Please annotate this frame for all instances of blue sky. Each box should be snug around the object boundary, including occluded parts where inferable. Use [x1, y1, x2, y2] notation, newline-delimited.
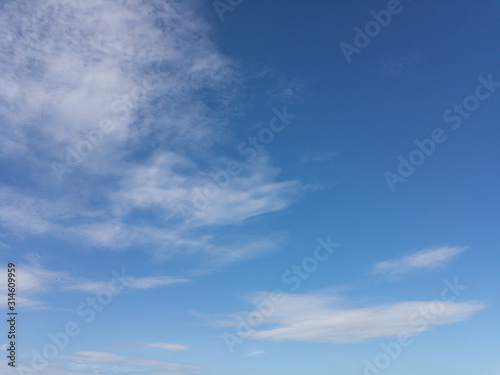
[0, 0, 499, 374]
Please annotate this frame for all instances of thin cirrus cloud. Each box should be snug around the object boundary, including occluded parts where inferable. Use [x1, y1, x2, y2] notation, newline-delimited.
[0, 261, 189, 310]
[372, 246, 467, 279]
[146, 343, 189, 351]
[0, 0, 301, 271]
[66, 275, 190, 294]
[224, 292, 484, 344]
[14, 296, 50, 310]
[25, 351, 203, 375]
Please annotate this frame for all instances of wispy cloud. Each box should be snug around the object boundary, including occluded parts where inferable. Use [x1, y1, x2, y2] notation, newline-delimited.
[224, 292, 484, 344]
[0, 260, 188, 310]
[298, 149, 338, 166]
[373, 246, 466, 279]
[0, 0, 301, 271]
[66, 275, 190, 294]
[146, 343, 189, 351]
[296, 149, 337, 191]
[14, 296, 50, 310]
[54, 351, 202, 375]
[381, 51, 427, 76]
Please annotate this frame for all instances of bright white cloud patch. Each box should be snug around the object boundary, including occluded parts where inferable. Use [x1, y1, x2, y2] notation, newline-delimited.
[220, 292, 484, 344]
[0, 0, 301, 270]
[373, 246, 466, 278]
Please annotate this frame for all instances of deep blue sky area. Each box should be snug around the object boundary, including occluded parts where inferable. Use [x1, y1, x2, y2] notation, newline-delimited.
[0, 1, 499, 374]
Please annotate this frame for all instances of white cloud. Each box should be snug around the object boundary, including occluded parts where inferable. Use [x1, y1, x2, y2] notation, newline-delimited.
[146, 343, 189, 351]
[0, 262, 187, 294]
[63, 351, 202, 374]
[0, 0, 236, 163]
[66, 275, 190, 294]
[220, 292, 484, 344]
[373, 246, 466, 279]
[0, 260, 72, 293]
[298, 149, 338, 166]
[127, 276, 189, 290]
[0, 351, 202, 375]
[0, 261, 188, 310]
[185, 158, 300, 227]
[15, 296, 50, 310]
[0, 187, 62, 236]
[248, 350, 265, 356]
[0, 0, 301, 271]
[113, 154, 300, 228]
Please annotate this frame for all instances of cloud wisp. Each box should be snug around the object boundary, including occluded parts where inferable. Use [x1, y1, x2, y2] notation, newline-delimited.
[218, 291, 484, 344]
[0, 0, 302, 272]
[0, 261, 188, 310]
[46, 351, 202, 375]
[146, 343, 189, 351]
[372, 246, 466, 279]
